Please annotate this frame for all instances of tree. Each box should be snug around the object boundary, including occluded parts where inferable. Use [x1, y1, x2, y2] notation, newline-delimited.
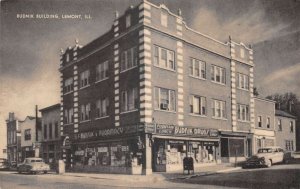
[266, 92, 299, 115]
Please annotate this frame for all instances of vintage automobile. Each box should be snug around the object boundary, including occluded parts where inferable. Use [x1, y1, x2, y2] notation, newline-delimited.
[243, 146, 290, 168]
[0, 158, 9, 170]
[18, 158, 50, 174]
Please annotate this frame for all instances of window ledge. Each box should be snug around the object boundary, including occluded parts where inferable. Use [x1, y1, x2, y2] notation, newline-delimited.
[80, 120, 91, 124]
[154, 109, 176, 114]
[237, 120, 250, 123]
[64, 91, 74, 95]
[211, 81, 226, 86]
[95, 77, 109, 84]
[237, 87, 250, 92]
[120, 66, 138, 73]
[95, 116, 109, 120]
[212, 117, 227, 121]
[63, 123, 74, 126]
[189, 113, 207, 118]
[120, 109, 138, 114]
[153, 65, 176, 73]
[189, 75, 206, 81]
[79, 84, 91, 90]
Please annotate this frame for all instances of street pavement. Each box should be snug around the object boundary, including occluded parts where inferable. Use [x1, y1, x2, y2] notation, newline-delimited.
[0, 161, 299, 189]
[171, 163, 300, 189]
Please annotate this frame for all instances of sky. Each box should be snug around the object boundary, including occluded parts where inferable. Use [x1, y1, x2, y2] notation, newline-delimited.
[0, 0, 300, 149]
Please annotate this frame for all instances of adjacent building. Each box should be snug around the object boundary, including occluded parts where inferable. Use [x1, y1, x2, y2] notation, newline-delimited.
[59, 1, 256, 174]
[40, 104, 61, 168]
[19, 116, 42, 161]
[275, 110, 297, 152]
[6, 113, 21, 164]
[253, 97, 276, 153]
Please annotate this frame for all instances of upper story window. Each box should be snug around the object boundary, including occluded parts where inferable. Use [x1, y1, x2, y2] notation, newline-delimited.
[54, 122, 59, 138]
[278, 119, 282, 131]
[211, 65, 226, 84]
[267, 117, 270, 128]
[240, 48, 245, 59]
[96, 97, 109, 117]
[24, 129, 31, 141]
[290, 121, 294, 133]
[190, 95, 206, 115]
[80, 103, 91, 121]
[161, 11, 168, 27]
[64, 77, 73, 93]
[121, 47, 138, 71]
[121, 87, 138, 112]
[66, 53, 70, 62]
[49, 123, 53, 139]
[237, 73, 249, 90]
[154, 46, 175, 71]
[237, 104, 249, 121]
[126, 14, 131, 28]
[212, 99, 226, 119]
[80, 70, 90, 88]
[44, 124, 47, 140]
[64, 108, 74, 124]
[154, 87, 176, 112]
[258, 116, 262, 127]
[96, 61, 109, 82]
[189, 58, 206, 79]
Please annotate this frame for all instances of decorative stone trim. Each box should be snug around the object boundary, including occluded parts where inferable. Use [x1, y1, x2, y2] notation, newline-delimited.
[177, 41, 184, 126]
[114, 43, 120, 127]
[139, 28, 152, 123]
[249, 67, 255, 130]
[139, 1, 151, 24]
[230, 47, 237, 130]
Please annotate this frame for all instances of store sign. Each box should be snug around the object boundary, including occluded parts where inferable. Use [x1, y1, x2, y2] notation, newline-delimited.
[146, 124, 219, 137]
[74, 125, 143, 140]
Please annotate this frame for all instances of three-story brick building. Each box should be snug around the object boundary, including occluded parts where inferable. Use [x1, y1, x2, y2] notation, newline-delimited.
[59, 1, 255, 174]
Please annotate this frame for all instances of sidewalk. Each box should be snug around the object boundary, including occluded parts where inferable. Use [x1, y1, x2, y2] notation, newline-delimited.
[54, 163, 241, 183]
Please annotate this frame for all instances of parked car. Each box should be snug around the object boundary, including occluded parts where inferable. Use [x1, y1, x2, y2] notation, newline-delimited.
[18, 158, 50, 174]
[243, 146, 290, 168]
[0, 158, 9, 170]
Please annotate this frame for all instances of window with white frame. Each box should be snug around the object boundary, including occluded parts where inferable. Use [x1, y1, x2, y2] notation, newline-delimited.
[211, 65, 226, 84]
[64, 108, 73, 124]
[24, 129, 31, 141]
[189, 58, 206, 79]
[66, 53, 70, 62]
[240, 48, 245, 58]
[154, 87, 176, 111]
[154, 46, 175, 70]
[278, 119, 282, 131]
[96, 61, 109, 81]
[237, 104, 249, 121]
[212, 99, 226, 118]
[258, 116, 262, 127]
[96, 97, 109, 117]
[126, 14, 131, 28]
[236, 73, 249, 90]
[80, 70, 90, 88]
[161, 11, 168, 27]
[121, 87, 138, 112]
[290, 121, 294, 133]
[121, 47, 137, 71]
[189, 95, 206, 115]
[64, 77, 73, 93]
[80, 103, 91, 121]
[267, 117, 270, 128]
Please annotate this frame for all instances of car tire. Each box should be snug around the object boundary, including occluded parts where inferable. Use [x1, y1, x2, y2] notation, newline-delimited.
[44, 171, 47, 174]
[266, 159, 272, 167]
[283, 158, 289, 164]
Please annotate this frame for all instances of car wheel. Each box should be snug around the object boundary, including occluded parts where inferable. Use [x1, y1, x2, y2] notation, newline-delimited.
[283, 158, 289, 164]
[43, 171, 47, 174]
[266, 159, 272, 167]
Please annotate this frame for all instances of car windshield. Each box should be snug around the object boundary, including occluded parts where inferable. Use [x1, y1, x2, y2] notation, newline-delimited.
[258, 148, 273, 153]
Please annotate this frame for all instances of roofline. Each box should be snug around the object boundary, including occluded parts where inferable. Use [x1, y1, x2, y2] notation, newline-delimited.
[39, 103, 61, 112]
[254, 97, 276, 103]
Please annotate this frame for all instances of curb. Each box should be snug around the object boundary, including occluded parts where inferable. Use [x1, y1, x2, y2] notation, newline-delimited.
[169, 167, 242, 180]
